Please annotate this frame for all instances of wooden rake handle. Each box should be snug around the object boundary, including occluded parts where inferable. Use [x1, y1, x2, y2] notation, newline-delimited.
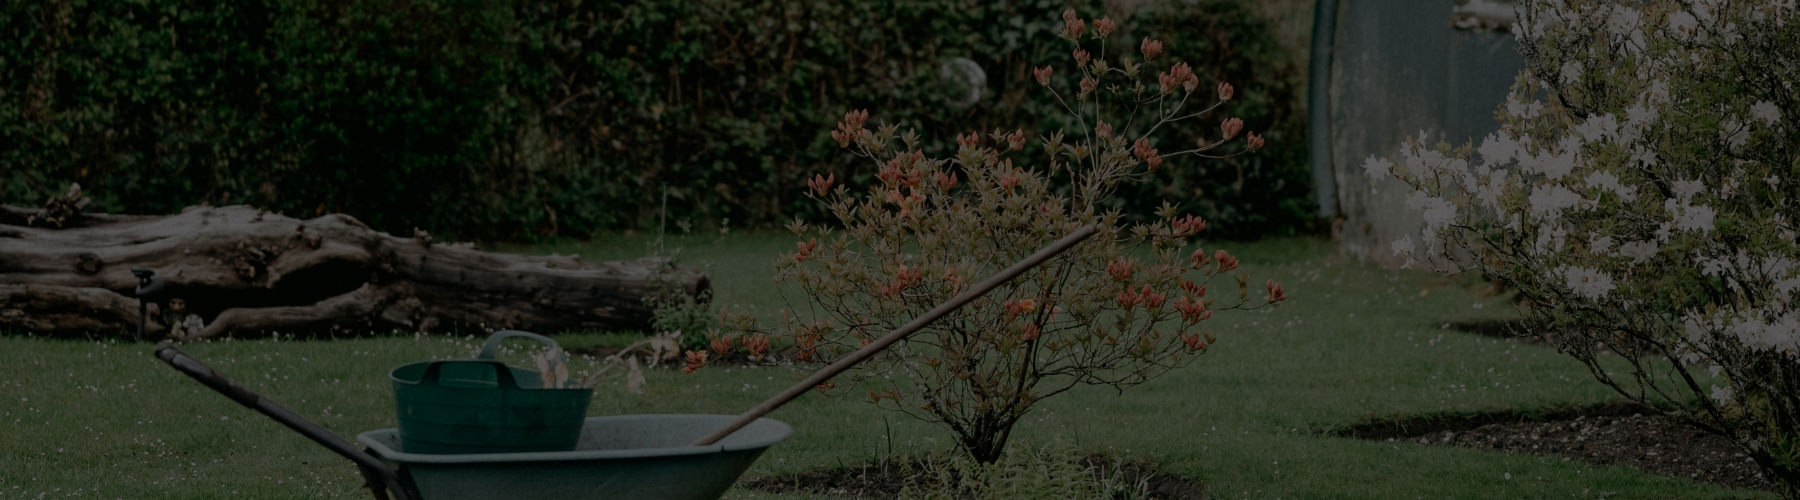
[690, 225, 1099, 446]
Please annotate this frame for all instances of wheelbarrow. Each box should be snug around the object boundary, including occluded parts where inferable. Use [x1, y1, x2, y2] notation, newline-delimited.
[154, 226, 1095, 499]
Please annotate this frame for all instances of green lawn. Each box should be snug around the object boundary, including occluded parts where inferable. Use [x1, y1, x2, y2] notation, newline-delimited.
[1, 232, 1768, 498]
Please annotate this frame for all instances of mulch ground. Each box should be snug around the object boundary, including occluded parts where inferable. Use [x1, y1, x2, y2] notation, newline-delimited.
[1335, 400, 1771, 492]
[741, 455, 1208, 499]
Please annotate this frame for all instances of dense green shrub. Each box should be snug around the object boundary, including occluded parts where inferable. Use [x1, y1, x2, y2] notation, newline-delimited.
[1, 0, 1309, 241]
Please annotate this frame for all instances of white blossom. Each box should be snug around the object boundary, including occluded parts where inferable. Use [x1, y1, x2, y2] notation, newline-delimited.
[1575, 113, 1621, 143]
[1666, 198, 1718, 234]
[1625, 103, 1659, 130]
[1606, 5, 1648, 47]
[1720, 118, 1750, 149]
[1589, 233, 1615, 255]
[1391, 235, 1417, 269]
[1522, 149, 1578, 180]
[1534, 222, 1569, 255]
[1559, 60, 1584, 83]
[1711, 385, 1734, 405]
[1751, 100, 1782, 126]
[1726, 309, 1800, 353]
[1618, 240, 1659, 264]
[1505, 93, 1543, 119]
[1585, 171, 1637, 201]
[1479, 132, 1521, 165]
[1401, 139, 1447, 178]
[1362, 155, 1394, 186]
[1669, 11, 1699, 37]
[1560, 265, 1616, 300]
[1645, 79, 1671, 105]
[1407, 192, 1458, 242]
[1529, 184, 1583, 218]
[1629, 147, 1660, 169]
[1684, 311, 1714, 342]
[1671, 178, 1706, 202]
[1477, 170, 1511, 210]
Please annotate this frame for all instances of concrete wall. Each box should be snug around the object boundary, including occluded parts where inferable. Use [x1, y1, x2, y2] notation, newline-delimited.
[1318, 1, 1523, 267]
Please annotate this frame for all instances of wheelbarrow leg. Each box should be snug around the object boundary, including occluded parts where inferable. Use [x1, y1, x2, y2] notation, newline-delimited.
[358, 458, 418, 500]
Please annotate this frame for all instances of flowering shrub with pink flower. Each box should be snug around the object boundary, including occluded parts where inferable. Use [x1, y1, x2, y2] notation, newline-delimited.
[1381, 0, 1800, 492]
[713, 9, 1283, 464]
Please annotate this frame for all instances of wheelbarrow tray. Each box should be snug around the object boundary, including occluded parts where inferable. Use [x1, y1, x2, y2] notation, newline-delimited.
[358, 414, 791, 500]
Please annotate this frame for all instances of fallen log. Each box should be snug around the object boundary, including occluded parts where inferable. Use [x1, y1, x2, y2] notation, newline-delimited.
[0, 202, 707, 340]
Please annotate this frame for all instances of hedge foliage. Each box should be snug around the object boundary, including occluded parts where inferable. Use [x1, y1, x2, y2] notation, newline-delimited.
[2, 0, 1310, 241]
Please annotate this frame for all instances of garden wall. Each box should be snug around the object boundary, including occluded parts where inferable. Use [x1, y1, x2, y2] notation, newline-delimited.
[1315, 1, 1524, 267]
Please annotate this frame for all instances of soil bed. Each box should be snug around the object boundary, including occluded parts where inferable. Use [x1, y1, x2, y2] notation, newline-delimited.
[742, 455, 1207, 499]
[1335, 401, 1771, 492]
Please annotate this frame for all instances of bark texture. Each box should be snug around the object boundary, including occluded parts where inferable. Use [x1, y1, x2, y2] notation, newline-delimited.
[1, 203, 706, 339]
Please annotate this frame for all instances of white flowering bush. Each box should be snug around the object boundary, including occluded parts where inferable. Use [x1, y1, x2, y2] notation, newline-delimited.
[1381, 0, 1800, 492]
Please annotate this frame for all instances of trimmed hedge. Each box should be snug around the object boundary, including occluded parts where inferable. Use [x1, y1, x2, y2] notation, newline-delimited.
[1, 0, 1310, 241]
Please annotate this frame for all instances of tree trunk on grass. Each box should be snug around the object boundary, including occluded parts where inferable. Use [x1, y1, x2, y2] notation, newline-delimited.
[0, 202, 707, 340]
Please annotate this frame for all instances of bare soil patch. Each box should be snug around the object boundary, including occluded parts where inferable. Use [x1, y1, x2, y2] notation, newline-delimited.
[1335, 401, 1771, 492]
[741, 455, 1207, 499]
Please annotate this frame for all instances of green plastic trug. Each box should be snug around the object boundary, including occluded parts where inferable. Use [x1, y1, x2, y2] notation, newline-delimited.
[391, 331, 593, 454]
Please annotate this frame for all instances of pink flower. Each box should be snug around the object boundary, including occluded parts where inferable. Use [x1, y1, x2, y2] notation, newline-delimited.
[1181, 333, 1208, 351]
[1062, 9, 1086, 39]
[935, 171, 960, 190]
[1140, 38, 1163, 60]
[831, 109, 869, 148]
[997, 171, 1021, 190]
[1107, 257, 1136, 281]
[1073, 48, 1090, 67]
[1246, 131, 1265, 151]
[1033, 66, 1053, 86]
[1093, 16, 1116, 37]
[1116, 289, 1143, 310]
[795, 238, 819, 262]
[1174, 296, 1211, 324]
[709, 333, 736, 357]
[1020, 323, 1041, 341]
[1221, 117, 1243, 140]
[1265, 280, 1287, 303]
[956, 131, 980, 149]
[1171, 214, 1207, 236]
[1140, 285, 1166, 309]
[879, 160, 903, 186]
[1159, 63, 1194, 94]
[807, 173, 835, 196]
[1096, 121, 1113, 139]
[1079, 76, 1098, 97]
[1214, 249, 1239, 272]
[842, 109, 868, 129]
[742, 333, 770, 357]
[1133, 138, 1162, 169]
[1006, 128, 1027, 151]
[1180, 280, 1206, 297]
[1190, 248, 1210, 269]
[682, 351, 708, 373]
[1004, 298, 1038, 319]
[1216, 82, 1234, 101]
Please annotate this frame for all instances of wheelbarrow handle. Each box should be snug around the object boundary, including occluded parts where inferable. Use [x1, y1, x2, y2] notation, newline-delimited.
[154, 342, 416, 500]
[690, 224, 1099, 447]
